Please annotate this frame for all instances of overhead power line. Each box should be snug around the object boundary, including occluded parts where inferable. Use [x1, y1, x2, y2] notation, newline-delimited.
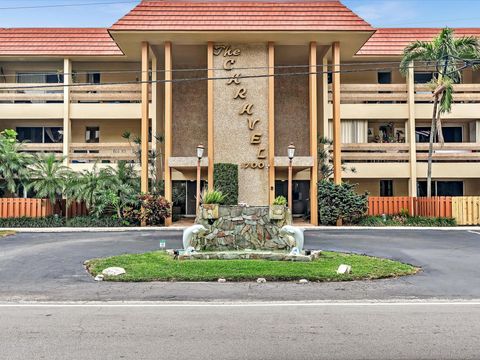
[0, 63, 443, 91]
[0, 0, 139, 10]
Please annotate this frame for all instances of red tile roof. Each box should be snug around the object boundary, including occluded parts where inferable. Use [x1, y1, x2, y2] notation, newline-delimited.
[111, 0, 373, 31]
[0, 28, 123, 56]
[357, 28, 480, 56]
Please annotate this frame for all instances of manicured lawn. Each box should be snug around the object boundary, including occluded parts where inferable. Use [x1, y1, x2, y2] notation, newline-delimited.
[86, 251, 418, 282]
[0, 230, 15, 238]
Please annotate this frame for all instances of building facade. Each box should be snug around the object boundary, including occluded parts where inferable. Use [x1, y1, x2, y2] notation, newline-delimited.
[1, 1, 480, 225]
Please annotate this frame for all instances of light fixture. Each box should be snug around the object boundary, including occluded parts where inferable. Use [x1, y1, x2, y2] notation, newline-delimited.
[196, 143, 205, 160]
[287, 142, 296, 160]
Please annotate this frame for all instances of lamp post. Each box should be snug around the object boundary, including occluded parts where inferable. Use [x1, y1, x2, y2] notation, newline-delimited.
[287, 142, 296, 211]
[196, 144, 205, 214]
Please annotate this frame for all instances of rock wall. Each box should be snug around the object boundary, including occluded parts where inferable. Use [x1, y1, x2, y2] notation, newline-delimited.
[192, 205, 293, 251]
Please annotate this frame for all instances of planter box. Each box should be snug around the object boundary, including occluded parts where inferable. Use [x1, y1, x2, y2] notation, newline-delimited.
[269, 204, 286, 220]
[201, 204, 219, 219]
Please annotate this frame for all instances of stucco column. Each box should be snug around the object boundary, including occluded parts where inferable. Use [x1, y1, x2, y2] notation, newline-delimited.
[407, 62, 417, 203]
[309, 42, 319, 226]
[151, 48, 164, 183]
[332, 42, 341, 185]
[164, 41, 173, 226]
[268, 42, 275, 204]
[207, 41, 214, 190]
[141, 42, 150, 195]
[62, 58, 71, 165]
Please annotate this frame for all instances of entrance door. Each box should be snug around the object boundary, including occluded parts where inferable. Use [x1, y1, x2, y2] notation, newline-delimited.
[275, 180, 310, 217]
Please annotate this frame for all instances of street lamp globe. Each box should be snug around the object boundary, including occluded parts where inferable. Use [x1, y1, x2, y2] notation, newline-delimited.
[196, 143, 205, 160]
[287, 142, 296, 160]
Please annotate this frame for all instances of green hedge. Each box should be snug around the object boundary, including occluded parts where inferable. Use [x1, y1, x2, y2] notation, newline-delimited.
[214, 163, 238, 205]
[359, 215, 456, 227]
[0, 216, 130, 228]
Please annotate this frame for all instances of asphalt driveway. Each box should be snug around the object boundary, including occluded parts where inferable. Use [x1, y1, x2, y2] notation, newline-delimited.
[0, 229, 479, 301]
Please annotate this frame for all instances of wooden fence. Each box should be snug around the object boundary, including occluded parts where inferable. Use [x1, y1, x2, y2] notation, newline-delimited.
[452, 197, 480, 225]
[0, 198, 53, 218]
[0, 198, 88, 219]
[368, 196, 452, 218]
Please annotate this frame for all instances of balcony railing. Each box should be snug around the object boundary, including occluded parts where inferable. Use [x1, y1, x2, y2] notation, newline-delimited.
[70, 84, 143, 103]
[0, 83, 63, 103]
[328, 84, 408, 104]
[415, 84, 480, 103]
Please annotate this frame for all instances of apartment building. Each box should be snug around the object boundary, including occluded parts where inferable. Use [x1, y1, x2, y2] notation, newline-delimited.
[1, 0, 480, 225]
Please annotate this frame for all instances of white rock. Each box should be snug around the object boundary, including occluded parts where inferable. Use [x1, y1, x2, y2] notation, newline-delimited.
[298, 279, 309, 284]
[94, 274, 104, 282]
[336, 264, 352, 275]
[256, 278, 267, 283]
[102, 267, 126, 276]
[218, 278, 227, 283]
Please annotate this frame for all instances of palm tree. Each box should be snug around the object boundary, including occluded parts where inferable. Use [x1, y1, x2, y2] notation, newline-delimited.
[0, 129, 32, 196]
[26, 153, 72, 204]
[400, 28, 480, 197]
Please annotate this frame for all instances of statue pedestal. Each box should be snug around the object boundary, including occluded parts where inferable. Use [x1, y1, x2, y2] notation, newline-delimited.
[192, 205, 293, 251]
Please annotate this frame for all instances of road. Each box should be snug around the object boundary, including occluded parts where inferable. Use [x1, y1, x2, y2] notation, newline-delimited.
[0, 229, 479, 301]
[1, 302, 480, 360]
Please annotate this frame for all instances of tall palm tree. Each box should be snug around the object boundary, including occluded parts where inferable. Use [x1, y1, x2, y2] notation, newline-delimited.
[65, 164, 111, 210]
[0, 129, 32, 196]
[400, 28, 480, 197]
[26, 153, 72, 204]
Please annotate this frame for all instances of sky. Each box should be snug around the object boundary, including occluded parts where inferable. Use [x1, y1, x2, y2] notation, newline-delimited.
[1, 0, 480, 28]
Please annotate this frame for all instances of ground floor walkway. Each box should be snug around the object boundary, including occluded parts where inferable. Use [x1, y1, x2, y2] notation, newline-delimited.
[0, 228, 479, 301]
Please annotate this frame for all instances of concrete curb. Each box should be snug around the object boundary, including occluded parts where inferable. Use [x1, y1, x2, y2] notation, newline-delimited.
[1, 226, 480, 233]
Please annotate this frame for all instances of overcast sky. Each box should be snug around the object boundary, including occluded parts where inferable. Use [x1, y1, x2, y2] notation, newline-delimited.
[0, 0, 480, 28]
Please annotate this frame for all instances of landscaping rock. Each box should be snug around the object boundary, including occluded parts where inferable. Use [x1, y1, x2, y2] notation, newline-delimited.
[218, 278, 227, 283]
[298, 279, 309, 284]
[337, 264, 352, 275]
[256, 278, 267, 283]
[94, 274, 104, 282]
[102, 267, 126, 276]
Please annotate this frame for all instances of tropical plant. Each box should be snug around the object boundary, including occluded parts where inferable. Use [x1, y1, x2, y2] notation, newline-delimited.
[318, 136, 356, 180]
[317, 180, 368, 225]
[0, 129, 32, 195]
[400, 28, 480, 197]
[25, 153, 71, 204]
[201, 189, 226, 205]
[123, 194, 171, 226]
[273, 195, 287, 206]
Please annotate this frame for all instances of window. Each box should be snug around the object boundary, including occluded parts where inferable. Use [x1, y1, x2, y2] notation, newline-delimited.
[377, 72, 392, 84]
[85, 126, 99, 143]
[414, 72, 434, 84]
[87, 72, 101, 84]
[417, 181, 464, 196]
[416, 126, 463, 143]
[380, 180, 394, 197]
[16, 126, 63, 143]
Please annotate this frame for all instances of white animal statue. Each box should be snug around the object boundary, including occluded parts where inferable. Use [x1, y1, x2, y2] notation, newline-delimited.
[182, 224, 208, 250]
[280, 225, 305, 252]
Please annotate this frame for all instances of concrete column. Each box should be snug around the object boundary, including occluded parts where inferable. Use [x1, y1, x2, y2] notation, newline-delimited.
[407, 62, 417, 201]
[309, 42, 318, 226]
[332, 42, 341, 185]
[151, 48, 164, 184]
[164, 41, 173, 226]
[268, 42, 275, 204]
[207, 41, 214, 190]
[141, 42, 150, 194]
[62, 58, 71, 164]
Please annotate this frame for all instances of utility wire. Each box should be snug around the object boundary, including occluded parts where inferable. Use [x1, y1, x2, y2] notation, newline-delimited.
[0, 64, 440, 91]
[0, 59, 461, 80]
[0, 0, 139, 10]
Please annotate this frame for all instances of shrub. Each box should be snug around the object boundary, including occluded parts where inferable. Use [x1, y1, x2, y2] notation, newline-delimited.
[273, 196, 287, 206]
[358, 215, 456, 227]
[201, 189, 226, 205]
[0, 216, 65, 228]
[317, 180, 368, 225]
[123, 194, 172, 226]
[213, 163, 238, 205]
[66, 216, 126, 227]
